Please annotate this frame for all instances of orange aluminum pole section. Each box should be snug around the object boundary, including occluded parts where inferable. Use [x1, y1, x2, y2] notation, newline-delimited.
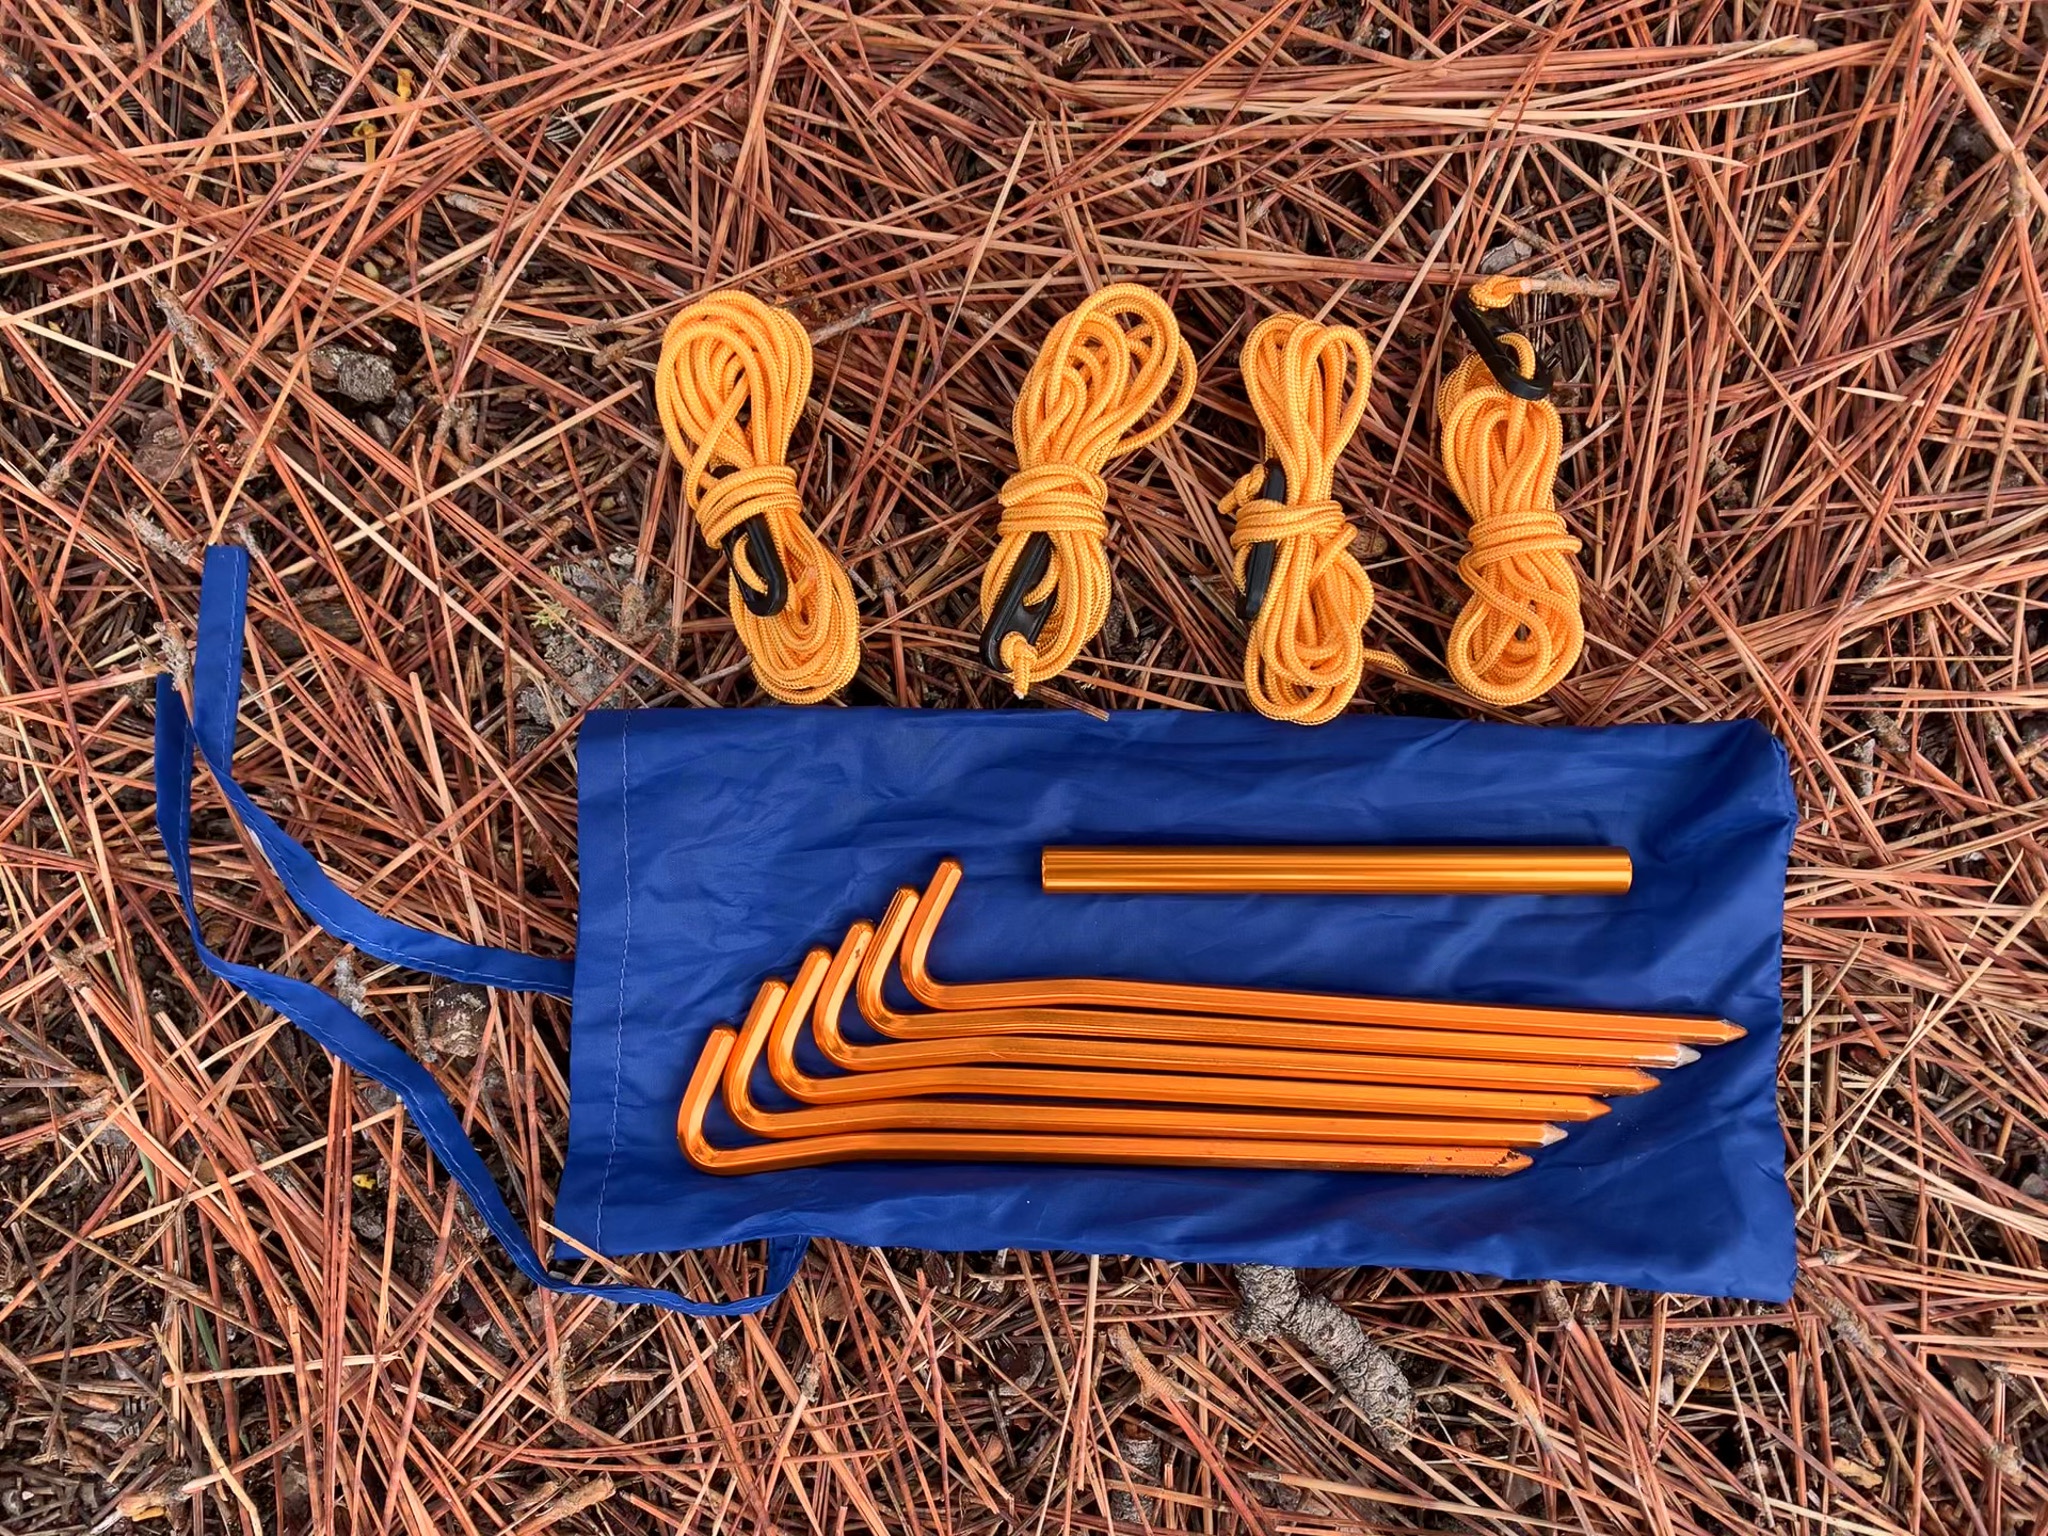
[804, 928, 1639, 1106]
[725, 969, 1563, 1148]
[679, 1028, 1534, 1176]
[856, 886, 1697, 1071]
[1043, 845, 1633, 895]
[903, 860, 1743, 1045]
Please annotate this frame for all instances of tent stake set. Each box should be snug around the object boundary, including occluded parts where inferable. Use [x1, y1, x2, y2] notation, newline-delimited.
[680, 860, 1740, 1177]
[145, 236, 1799, 1306]
[157, 545, 1797, 1309]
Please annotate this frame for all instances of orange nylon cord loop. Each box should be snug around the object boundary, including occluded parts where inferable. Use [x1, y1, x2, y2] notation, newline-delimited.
[654, 291, 860, 704]
[981, 283, 1196, 696]
[1221, 313, 1406, 725]
[1437, 275, 1586, 707]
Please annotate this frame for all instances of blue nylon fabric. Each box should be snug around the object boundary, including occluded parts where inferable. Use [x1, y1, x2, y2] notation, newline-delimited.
[154, 550, 804, 1316]
[562, 708, 1797, 1301]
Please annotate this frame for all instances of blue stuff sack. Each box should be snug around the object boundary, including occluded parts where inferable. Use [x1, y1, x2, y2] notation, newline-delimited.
[159, 546, 1798, 1314]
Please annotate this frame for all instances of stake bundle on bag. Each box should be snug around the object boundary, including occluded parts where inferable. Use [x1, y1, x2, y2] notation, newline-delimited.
[677, 871, 1745, 1173]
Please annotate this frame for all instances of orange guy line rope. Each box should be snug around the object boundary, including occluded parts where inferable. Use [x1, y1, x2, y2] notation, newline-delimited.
[1437, 276, 1586, 707]
[655, 291, 860, 704]
[979, 283, 1196, 697]
[1220, 314, 1406, 725]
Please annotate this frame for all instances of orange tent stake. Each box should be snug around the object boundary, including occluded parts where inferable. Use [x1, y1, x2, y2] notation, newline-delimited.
[856, 886, 1693, 1073]
[678, 1028, 1535, 1176]
[724, 971, 1563, 1149]
[803, 928, 1632, 1109]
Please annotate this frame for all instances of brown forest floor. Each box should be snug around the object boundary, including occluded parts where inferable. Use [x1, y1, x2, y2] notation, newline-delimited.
[4, 1, 2048, 1532]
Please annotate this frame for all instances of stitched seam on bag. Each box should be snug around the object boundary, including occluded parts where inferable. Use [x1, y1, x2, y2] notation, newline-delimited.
[596, 714, 631, 1248]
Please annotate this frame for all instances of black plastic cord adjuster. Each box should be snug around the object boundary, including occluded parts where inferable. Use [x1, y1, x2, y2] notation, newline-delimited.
[1238, 460, 1288, 623]
[979, 530, 1055, 672]
[722, 516, 790, 618]
[1451, 293, 1553, 403]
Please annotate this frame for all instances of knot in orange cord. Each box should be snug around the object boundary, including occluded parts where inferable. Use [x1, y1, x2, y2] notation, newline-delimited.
[996, 463, 1112, 539]
[1437, 277, 1585, 707]
[655, 291, 860, 704]
[981, 283, 1195, 696]
[1219, 314, 1405, 726]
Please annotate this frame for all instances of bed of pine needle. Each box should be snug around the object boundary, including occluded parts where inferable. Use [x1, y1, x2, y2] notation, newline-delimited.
[2, 1, 2046, 1531]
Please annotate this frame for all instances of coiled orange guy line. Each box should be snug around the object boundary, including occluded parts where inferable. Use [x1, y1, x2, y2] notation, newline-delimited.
[981, 284, 1196, 696]
[1437, 276, 1585, 707]
[1219, 314, 1406, 725]
[655, 292, 860, 704]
